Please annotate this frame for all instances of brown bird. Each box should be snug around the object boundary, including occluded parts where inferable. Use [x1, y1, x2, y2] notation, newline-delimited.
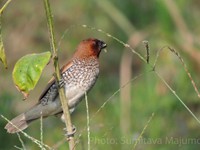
[5, 38, 107, 133]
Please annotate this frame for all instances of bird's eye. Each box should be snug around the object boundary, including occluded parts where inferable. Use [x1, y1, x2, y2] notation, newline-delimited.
[95, 41, 99, 47]
[91, 41, 99, 50]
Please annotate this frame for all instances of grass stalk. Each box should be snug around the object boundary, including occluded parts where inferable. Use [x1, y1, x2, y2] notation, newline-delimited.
[132, 113, 155, 149]
[16, 133, 26, 150]
[0, 0, 12, 14]
[85, 92, 90, 150]
[1, 114, 51, 149]
[40, 112, 44, 150]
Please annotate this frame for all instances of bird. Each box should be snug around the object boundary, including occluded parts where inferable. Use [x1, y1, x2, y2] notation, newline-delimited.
[5, 38, 107, 134]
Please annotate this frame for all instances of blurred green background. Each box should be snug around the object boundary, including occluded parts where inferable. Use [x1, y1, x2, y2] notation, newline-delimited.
[1, 0, 200, 149]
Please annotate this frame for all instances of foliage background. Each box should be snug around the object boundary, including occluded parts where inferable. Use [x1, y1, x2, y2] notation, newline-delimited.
[0, 0, 200, 149]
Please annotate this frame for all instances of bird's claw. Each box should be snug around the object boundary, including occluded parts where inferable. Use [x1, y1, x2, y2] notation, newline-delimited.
[63, 125, 76, 140]
[58, 79, 65, 88]
[52, 73, 65, 88]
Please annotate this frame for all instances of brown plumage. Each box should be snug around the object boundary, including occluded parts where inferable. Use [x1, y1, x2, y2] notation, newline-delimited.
[5, 38, 107, 133]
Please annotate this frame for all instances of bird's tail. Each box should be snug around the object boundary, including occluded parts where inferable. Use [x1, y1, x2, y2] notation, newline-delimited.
[4, 113, 30, 134]
[4, 101, 62, 134]
[4, 103, 46, 134]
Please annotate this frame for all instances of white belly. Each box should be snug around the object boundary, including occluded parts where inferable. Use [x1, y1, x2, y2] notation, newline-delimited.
[64, 84, 86, 108]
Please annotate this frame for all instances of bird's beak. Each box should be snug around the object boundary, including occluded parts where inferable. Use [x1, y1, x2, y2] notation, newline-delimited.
[99, 40, 107, 50]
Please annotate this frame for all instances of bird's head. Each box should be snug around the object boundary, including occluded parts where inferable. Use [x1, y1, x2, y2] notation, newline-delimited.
[73, 38, 107, 59]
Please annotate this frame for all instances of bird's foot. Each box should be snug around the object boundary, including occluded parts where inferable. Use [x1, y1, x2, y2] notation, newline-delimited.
[63, 125, 76, 140]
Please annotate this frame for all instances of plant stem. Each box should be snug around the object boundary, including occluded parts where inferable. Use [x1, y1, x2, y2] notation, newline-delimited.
[85, 92, 90, 150]
[0, 0, 12, 14]
[43, 0, 75, 149]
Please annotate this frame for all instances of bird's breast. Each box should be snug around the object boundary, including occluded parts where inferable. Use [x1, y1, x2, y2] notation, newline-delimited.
[62, 59, 99, 107]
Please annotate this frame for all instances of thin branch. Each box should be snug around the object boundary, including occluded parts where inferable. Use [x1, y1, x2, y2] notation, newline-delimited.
[0, 0, 12, 14]
[43, 0, 75, 149]
[155, 71, 200, 124]
[168, 47, 200, 98]
[1, 115, 52, 150]
[132, 113, 155, 150]
[85, 92, 90, 150]
[16, 133, 26, 150]
[143, 40, 150, 64]
[153, 45, 168, 69]
[40, 112, 44, 150]
[14, 146, 23, 150]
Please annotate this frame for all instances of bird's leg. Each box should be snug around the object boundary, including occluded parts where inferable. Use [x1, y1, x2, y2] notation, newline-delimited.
[63, 125, 76, 140]
[60, 113, 76, 139]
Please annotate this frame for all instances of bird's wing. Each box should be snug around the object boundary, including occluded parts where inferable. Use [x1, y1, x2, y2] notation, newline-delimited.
[60, 60, 74, 73]
[38, 61, 74, 104]
[38, 77, 56, 101]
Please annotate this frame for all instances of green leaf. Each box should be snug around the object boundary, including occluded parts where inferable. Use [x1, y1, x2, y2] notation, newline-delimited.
[0, 14, 7, 69]
[12, 52, 51, 99]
